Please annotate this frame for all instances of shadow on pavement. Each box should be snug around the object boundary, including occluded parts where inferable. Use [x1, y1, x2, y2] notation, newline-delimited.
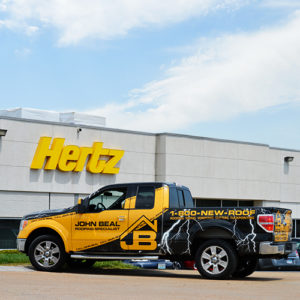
[17, 264, 284, 281]
[53, 266, 282, 281]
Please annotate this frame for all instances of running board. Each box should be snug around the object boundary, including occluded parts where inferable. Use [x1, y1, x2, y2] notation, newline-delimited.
[70, 254, 159, 260]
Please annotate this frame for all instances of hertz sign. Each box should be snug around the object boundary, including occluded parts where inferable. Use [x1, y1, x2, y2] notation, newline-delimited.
[30, 137, 124, 174]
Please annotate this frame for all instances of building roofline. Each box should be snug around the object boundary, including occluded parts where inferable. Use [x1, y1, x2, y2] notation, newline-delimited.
[1, 115, 300, 153]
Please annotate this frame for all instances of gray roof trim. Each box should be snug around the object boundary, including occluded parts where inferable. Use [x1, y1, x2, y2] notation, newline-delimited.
[157, 132, 269, 147]
[0, 115, 155, 137]
[1, 115, 300, 153]
[269, 146, 300, 153]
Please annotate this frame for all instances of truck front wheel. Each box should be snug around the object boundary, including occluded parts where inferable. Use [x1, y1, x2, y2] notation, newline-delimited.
[28, 235, 66, 272]
[195, 239, 237, 279]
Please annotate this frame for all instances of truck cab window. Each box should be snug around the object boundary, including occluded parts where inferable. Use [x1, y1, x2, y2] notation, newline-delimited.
[177, 190, 185, 208]
[88, 188, 127, 212]
[169, 187, 180, 208]
[183, 189, 194, 208]
[135, 186, 155, 209]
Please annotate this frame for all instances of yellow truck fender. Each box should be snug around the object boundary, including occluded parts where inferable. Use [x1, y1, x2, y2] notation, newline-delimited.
[20, 220, 71, 253]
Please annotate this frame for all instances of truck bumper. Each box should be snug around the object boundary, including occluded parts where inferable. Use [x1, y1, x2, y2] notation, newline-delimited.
[17, 238, 26, 252]
[259, 241, 296, 255]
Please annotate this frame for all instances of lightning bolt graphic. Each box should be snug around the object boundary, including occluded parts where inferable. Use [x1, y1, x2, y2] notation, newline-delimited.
[234, 218, 256, 252]
[161, 213, 204, 255]
[161, 220, 181, 254]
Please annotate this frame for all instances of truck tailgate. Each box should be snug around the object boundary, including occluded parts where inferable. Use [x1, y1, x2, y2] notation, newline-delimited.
[273, 209, 292, 242]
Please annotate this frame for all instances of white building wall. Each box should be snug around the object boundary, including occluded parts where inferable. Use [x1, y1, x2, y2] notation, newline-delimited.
[0, 118, 156, 194]
[0, 117, 300, 219]
[156, 134, 300, 218]
[0, 191, 49, 218]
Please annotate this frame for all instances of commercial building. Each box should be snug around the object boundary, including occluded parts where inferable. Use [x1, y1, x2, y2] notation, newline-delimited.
[0, 108, 299, 248]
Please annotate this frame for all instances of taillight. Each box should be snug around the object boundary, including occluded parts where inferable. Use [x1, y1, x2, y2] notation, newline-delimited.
[257, 215, 274, 232]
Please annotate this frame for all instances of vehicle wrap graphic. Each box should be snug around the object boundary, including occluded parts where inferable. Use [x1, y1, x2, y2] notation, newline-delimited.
[70, 186, 168, 252]
[160, 207, 292, 256]
[18, 183, 292, 257]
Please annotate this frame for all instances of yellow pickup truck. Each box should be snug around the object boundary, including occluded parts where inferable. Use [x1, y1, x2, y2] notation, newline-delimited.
[17, 182, 296, 279]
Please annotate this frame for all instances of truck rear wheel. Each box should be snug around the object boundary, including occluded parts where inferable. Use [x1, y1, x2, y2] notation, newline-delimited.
[195, 239, 237, 279]
[28, 235, 66, 272]
[232, 257, 258, 278]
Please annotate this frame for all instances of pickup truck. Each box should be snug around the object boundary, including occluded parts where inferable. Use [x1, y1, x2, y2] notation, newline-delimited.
[17, 182, 296, 279]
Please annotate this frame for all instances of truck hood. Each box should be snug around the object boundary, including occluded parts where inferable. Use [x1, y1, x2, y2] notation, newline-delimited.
[22, 206, 76, 220]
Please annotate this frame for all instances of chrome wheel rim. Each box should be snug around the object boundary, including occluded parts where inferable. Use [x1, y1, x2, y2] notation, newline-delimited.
[34, 241, 60, 268]
[200, 245, 228, 275]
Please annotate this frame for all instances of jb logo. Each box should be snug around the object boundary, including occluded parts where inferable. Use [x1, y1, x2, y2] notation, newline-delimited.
[120, 217, 157, 251]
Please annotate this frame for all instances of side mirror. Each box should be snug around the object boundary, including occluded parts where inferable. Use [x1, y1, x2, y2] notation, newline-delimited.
[76, 198, 85, 214]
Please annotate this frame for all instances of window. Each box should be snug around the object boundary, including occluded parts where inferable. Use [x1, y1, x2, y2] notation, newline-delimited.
[293, 219, 300, 238]
[0, 219, 21, 249]
[222, 200, 238, 207]
[292, 220, 296, 238]
[239, 201, 254, 207]
[196, 199, 221, 207]
[169, 187, 180, 208]
[135, 186, 155, 209]
[183, 189, 194, 208]
[194, 199, 254, 208]
[88, 188, 127, 212]
[177, 190, 185, 208]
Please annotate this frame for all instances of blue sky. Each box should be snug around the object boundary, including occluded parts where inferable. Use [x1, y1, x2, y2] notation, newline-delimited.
[1, 0, 300, 149]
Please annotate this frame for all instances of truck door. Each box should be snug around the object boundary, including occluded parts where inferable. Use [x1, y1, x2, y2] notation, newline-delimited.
[71, 186, 129, 252]
[120, 184, 167, 253]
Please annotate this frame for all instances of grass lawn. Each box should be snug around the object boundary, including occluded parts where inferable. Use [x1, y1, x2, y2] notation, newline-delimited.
[0, 250, 138, 269]
[0, 250, 30, 265]
[94, 260, 139, 269]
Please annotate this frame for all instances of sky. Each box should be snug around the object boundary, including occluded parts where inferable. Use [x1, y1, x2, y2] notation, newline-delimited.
[1, 0, 300, 150]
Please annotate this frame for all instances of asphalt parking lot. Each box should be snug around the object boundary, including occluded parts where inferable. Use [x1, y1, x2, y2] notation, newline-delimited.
[1, 266, 300, 300]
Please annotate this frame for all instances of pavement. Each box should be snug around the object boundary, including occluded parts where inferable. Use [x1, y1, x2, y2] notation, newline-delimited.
[0, 266, 300, 300]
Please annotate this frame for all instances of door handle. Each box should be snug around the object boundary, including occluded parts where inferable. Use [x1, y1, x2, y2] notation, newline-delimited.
[118, 216, 126, 221]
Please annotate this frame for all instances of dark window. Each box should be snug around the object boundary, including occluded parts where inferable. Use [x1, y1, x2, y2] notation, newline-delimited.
[0, 219, 21, 249]
[297, 220, 300, 238]
[195, 199, 221, 207]
[169, 187, 180, 208]
[239, 201, 254, 207]
[292, 219, 296, 238]
[195, 199, 254, 208]
[135, 186, 155, 209]
[222, 200, 238, 207]
[183, 189, 194, 208]
[177, 190, 185, 208]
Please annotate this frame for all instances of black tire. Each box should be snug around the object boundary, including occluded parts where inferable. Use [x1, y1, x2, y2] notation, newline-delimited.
[66, 258, 95, 269]
[195, 239, 237, 279]
[28, 234, 66, 272]
[232, 257, 258, 278]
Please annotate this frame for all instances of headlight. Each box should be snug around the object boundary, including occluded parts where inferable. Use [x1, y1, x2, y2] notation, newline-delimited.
[19, 220, 28, 232]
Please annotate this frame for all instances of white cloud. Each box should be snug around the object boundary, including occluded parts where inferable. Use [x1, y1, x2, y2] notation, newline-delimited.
[262, 0, 300, 8]
[14, 47, 31, 57]
[0, 0, 246, 45]
[89, 11, 300, 132]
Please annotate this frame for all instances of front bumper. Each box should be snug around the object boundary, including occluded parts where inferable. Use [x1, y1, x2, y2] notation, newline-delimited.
[17, 238, 26, 252]
[259, 241, 296, 255]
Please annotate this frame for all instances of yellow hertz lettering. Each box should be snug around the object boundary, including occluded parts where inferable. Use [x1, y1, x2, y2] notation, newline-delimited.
[120, 216, 157, 251]
[30, 137, 124, 174]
